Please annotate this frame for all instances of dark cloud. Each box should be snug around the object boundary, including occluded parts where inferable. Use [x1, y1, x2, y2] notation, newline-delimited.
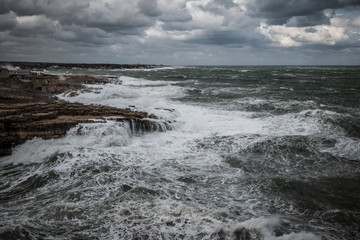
[10, 15, 58, 37]
[53, 25, 114, 46]
[200, 0, 238, 15]
[0, 0, 158, 51]
[304, 27, 318, 33]
[251, 0, 360, 26]
[137, 0, 161, 17]
[0, 12, 17, 30]
[184, 29, 266, 48]
[0, 0, 157, 34]
[0, 0, 43, 15]
[213, 0, 237, 9]
[0, 0, 359, 65]
[159, 8, 192, 23]
[77, 15, 154, 34]
[64, 2, 156, 33]
[286, 11, 331, 27]
[161, 22, 195, 31]
[0, 0, 89, 18]
[186, 30, 245, 46]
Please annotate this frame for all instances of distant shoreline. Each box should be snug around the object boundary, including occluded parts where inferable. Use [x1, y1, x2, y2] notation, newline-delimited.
[0, 61, 164, 70]
[2, 62, 360, 69]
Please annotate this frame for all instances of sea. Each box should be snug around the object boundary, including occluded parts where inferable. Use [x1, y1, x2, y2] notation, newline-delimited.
[0, 66, 359, 240]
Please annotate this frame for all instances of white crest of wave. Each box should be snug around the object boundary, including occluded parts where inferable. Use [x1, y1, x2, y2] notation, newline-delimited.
[233, 216, 321, 240]
[58, 76, 183, 120]
[1, 121, 132, 165]
[57, 74, 342, 143]
[119, 76, 176, 86]
[322, 136, 360, 161]
[262, 109, 341, 136]
[122, 66, 182, 72]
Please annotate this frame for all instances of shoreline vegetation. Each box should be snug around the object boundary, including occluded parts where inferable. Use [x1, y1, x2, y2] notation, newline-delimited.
[0, 63, 169, 157]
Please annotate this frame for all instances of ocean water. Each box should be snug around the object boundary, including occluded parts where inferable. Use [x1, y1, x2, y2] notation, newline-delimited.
[1, 66, 359, 240]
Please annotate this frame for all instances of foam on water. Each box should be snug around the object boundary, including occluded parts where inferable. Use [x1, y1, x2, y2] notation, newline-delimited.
[321, 136, 360, 161]
[54, 74, 357, 181]
[261, 109, 344, 136]
[123, 66, 183, 72]
[58, 76, 182, 120]
[233, 216, 321, 240]
[2, 67, 359, 239]
[58, 76, 336, 140]
[1, 121, 135, 166]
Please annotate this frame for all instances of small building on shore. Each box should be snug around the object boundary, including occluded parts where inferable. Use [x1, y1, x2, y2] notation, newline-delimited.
[0, 68, 9, 79]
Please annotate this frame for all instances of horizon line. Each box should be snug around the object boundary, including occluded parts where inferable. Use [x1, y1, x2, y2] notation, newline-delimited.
[1, 60, 360, 67]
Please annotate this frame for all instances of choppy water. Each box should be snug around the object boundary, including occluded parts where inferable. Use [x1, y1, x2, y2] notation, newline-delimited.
[1, 66, 359, 240]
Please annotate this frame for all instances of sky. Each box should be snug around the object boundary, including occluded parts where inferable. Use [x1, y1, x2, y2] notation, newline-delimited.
[1, 0, 360, 65]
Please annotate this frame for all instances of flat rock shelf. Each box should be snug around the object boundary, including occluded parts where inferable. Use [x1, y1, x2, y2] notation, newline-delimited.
[0, 74, 170, 156]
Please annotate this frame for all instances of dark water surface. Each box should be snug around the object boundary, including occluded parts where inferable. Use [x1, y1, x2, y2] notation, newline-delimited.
[1, 66, 359, 239]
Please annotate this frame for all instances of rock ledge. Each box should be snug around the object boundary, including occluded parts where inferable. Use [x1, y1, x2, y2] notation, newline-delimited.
[0, 75, 169, 156]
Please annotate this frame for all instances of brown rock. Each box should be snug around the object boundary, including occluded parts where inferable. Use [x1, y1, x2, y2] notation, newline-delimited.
[0, 75, 171, 156]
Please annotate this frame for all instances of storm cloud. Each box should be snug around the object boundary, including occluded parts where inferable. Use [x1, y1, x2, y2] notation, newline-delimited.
[250, 0, 360, 25]
[0, 0, 359, 65]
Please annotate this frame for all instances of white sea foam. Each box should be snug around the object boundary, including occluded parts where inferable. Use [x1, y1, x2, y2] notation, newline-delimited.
[321, 136, 360, 161]
[55, 75, 347, 166]
[232, 98, 318, 111]
[1, 121, 132, 166]
[57, 76, 182, 119]
[122, 66, 183, 72]
[260, 109, 343, 137]
[58, 75, 266, 138]
[2, 68, 357, 239]
[233, 216, 321, 240]
[119, 75, 175, 86]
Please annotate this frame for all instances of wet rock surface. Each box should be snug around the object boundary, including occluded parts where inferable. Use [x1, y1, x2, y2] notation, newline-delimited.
[0, 75, 165, 156]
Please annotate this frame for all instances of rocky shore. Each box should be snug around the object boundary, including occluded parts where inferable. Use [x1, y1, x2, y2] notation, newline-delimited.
[1, 61, 163, 70]
[0, 74, 169, 156]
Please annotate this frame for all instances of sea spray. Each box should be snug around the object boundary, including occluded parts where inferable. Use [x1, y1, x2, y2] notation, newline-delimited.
[1, 66, 359, 239]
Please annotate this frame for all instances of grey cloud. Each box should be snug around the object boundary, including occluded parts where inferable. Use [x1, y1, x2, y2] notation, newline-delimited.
[200, 0, 238, 15]
[161, 22, 196, 31]
[303, 36, 360, 51]
[1, 0, 157, 34]
[213, 0, 237, 9]
[186, 30, 243, 46]
[53, 25, 113, 46]
[184, 29, 265, 47]
[137, 0, 161, 17]
[0, 12, 17, 30]
[0, 0, 10, 14]
[10, 15, 58, 37]
[0, 0, 44, 15]
[0, 0, 89, 18]
[159, 8, 192, 23]
[41, 1, 91, 24]
[253, 0, 360, 17]
[0, 0, 156, 47]
[77, 16, 153, 35]
[61, 2, 156, 33]
[251, 0, 360, 26]
[0, 0, 359, 65]
[286, 11, 331, 27]
[304, 27, 317, 33]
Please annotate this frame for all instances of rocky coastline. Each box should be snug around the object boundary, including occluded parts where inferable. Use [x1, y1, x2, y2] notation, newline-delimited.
[0, 73, 169, 156]
[1, 61, 163, 70]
